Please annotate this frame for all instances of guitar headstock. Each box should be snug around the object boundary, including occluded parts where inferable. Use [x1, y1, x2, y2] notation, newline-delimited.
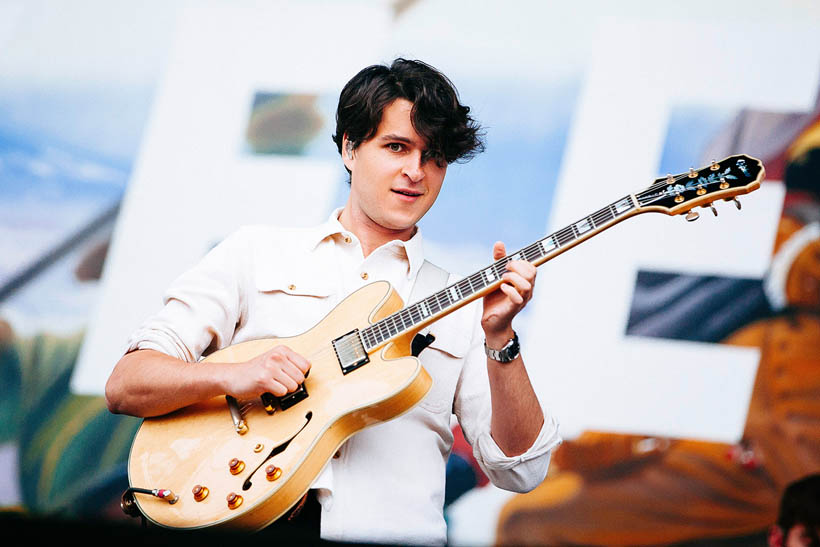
[635, 155, 764, 219]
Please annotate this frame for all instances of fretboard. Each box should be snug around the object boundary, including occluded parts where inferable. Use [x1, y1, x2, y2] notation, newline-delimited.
[359, 194, 637, 351]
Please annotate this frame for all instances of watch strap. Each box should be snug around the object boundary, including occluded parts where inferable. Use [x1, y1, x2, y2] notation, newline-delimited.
[484, 331, 520, 363]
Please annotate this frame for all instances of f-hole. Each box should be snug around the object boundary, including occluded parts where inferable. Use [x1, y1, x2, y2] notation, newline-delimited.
[242, 412, 312, 491]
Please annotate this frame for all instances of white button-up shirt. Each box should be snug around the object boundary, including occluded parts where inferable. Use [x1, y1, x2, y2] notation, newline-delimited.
[126, 210, 561, 545]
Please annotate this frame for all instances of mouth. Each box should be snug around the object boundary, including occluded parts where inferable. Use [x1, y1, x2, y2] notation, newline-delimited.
[392, 189, 424, 198]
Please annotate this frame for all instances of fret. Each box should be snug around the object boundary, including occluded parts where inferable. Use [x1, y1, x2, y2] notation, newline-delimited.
[595, 205, 614, 225]
[467, 273, 483, 293]
[456, 278, 471, 298]
[390, 315, 401, 335]
[555, 227, 575, 246]
[361, 328, 373, 349]
[613, 196, 632, 215]
[428, 295, 441, 315]
[435, 291, 448, 311]
[574, 217, 593, 235]
[540, 236, 557, 254]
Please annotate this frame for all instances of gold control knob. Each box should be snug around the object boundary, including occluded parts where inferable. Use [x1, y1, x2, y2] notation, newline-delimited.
[229, 458, 245, 475]
[226, 492, 243, 510]
[254, 443, 264, 453]
[265, 465, 282, 481]
[192, 485, 209, 502]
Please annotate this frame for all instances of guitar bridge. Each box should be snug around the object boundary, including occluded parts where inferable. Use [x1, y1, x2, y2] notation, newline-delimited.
[333, 329, 369, 374]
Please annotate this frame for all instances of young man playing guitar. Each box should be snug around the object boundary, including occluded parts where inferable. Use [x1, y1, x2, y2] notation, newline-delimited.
[105, 58, 561, 544]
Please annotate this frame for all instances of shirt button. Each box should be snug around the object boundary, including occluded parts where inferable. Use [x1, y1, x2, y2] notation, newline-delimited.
[343, 236, 352, 244]
[288, 284, 296, 291]
[361, 272, 368, 280]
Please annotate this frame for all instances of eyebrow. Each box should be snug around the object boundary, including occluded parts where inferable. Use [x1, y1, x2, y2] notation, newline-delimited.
[379, 134, 415, 144]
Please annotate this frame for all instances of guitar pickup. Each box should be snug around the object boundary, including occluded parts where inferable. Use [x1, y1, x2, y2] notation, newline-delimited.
[333, 329, 369, 374]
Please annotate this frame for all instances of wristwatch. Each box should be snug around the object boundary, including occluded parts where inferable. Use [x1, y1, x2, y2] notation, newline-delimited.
[484, 331, 520, 363]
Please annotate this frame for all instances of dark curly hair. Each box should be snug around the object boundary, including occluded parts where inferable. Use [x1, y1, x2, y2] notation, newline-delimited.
[332, 58, 484, 169]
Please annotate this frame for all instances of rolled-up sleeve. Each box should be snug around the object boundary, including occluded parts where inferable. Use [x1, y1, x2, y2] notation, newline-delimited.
[124, 229, 251, 362]
[453, 317, 562, 493]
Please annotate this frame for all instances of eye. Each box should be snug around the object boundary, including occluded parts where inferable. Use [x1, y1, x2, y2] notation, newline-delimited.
[387, 142, 404, 152]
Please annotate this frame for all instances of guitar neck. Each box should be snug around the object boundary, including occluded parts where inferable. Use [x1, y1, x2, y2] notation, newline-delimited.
[359, 194, 641, 352]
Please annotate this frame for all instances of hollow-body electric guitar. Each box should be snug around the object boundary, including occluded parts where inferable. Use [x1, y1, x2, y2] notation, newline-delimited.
[125, 155, 764, 530]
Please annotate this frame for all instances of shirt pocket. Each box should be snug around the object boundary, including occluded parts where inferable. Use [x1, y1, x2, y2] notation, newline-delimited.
[249, 268, 335, 338]
[417, 313, 474, 414]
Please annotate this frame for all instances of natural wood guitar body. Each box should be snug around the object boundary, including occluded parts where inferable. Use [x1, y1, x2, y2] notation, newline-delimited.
[128, 281, 432, 530]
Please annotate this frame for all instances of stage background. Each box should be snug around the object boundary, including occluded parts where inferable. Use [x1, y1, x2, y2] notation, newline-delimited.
[2, 1, 820, 544]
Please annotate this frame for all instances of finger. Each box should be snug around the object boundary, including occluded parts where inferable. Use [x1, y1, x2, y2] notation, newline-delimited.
[502, 271, 533, 297]
[272, 368, 299, 392]
[280, 358, 306, 385]
[500, 282, 525, 305]
[505, 259, 537, 282]
[274, 345, 311, 373]
[493, 241, 506, 260]
[266, 380, 289, 397]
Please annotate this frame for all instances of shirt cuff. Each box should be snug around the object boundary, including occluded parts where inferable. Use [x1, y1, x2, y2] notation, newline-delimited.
[124, 326, 196, 363]
[472, 412, 562, 493]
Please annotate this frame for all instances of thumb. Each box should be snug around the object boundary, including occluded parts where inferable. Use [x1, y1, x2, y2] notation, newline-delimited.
[493, 241, 506, 260]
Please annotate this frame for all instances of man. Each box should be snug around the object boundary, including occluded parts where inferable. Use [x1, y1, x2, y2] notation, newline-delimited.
[105, 58, 560, 544]
[768, 474, 820, 547]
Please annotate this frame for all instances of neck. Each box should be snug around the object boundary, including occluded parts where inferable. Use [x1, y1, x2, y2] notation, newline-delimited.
[338, 205, 416, 257]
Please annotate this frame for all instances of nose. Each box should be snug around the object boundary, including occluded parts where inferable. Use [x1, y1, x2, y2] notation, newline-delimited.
[402, 152, 425, 183]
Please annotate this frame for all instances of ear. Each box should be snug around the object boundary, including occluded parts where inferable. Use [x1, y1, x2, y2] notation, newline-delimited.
[342, 135, 355, 171]
[767, 524, 784, 547]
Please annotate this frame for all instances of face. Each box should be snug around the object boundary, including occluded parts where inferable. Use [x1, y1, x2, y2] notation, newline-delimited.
[786, 524, 820, 547]
[770, 524, 820, 547]
[341, 98, 447, 243]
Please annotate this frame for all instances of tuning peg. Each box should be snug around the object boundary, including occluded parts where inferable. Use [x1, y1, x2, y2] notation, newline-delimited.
[710, 160, 719, 171]
[689, 167, 697, 178]
[666, 173, 674, 184]
[685, 210, 700, 222]
[723, 197, 741, 210]
[710, 202, 718, 216]
[720, 176, 729, 189]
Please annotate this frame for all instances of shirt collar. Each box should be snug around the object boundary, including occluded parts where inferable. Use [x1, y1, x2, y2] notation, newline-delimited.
[310, 207, 425, 280]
